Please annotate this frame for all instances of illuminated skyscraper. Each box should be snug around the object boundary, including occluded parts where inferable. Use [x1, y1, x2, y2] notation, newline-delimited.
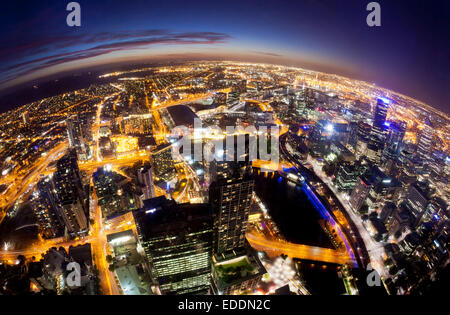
[210, 177, 254, 254]
[355, 122, 372, 159]
[150, 143, 176, 182]
[137, 163, 156, 201]
[367, 98, 390, 163]
[66, 115, 90, 160]
[383, 121, 407, 161]
[416, 117, 434, 162]
[208, 134, 254, 255]
[31, 177, 64, 239]
[133, 196, 213, 295]
[349, 166, 395, 213]
[93, 166, 131, 219]
[349, 175, 374, 213]
[53, 149, 88, 236]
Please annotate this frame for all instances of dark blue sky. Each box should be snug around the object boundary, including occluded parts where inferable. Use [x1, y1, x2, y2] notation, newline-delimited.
[0, 0, 449, 113]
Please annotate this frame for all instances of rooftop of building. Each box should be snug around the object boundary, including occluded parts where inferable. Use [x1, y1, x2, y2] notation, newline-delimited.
[213, 253, 265, 287]
[133, 196, 212, 240]
[166, 105, 199, 127]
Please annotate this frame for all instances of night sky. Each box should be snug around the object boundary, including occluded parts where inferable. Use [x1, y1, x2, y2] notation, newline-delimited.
[0, 0, 449, 113]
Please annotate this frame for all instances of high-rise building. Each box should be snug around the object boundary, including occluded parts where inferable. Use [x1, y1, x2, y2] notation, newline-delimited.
[349, 166, 397, 213]
[208, 134, 254, 255]
[348, 121, 359, 149]
[93, 166, 131, 219]
[53, 149, 88, 236]
[210, 177, 254, 255]
[207, 134, 266, 294]
[150, 143, 176, 182]
[133, 196, 213, 295]
[307, 120, 332, 156]
[403, 181, 433, 227]
[383, 121, 407, 161]
[416, 117, 434, 162]
[31, 177, 64, 239]
[366, 175, 401, 211]
[367, 98, 390, 163]
[379, 201, 397, 226]
[355, 121, 372, 159]
[335, 162, 360, 191]
[350, 166, 394, 211]
[66, 115, 90, 160]
[137, 163, 156, 201]
[349, 175, 375, 213]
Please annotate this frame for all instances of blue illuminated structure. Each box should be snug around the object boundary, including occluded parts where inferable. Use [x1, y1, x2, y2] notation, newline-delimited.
[377, 97, 391, 105]
[301, 183, 357, 267]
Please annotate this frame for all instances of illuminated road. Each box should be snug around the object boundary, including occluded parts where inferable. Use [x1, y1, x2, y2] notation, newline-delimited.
[306, 156, 389, 279]
[246, 230, 354, 265]
[0, 200, 135, 295]
[90, 184, 122, 295]
[0, 141, 69, 224]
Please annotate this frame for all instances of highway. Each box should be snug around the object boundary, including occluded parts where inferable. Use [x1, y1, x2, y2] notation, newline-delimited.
[0, 141, 69, 224]
[246, 230, 353, 265]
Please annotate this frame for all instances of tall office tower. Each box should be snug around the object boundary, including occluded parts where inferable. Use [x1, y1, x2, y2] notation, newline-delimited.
[416, 117, 434, 162]
[133, 196, 213, 295]
[379, 201, 398, 226]
[209, 177, 254, 255]
[348, 121, 359, 149]
[350, 166, 401, 213]
[208, 135, 265, 295]
[294, 90, 307, 117]
[137, 162, 156, 201]
[93, 166, 128, 219]
[383, 121, 407, 161]
[366, 175, 402, 211]
[150, 143, 176, 182]
[349, 175, 375, 213]
[355, 122, 372, 159]
[53, 149, 88, 237]
[403, 181, 433, 227]
[307, 120, 332, 157]
[208, 134, 254, 255]
[335, 162, 360, 191]
[31, 177, 64, 239]
[304, 88, 316, 111]
[367, 98, 390, 163]
[66, 115, 89, 160]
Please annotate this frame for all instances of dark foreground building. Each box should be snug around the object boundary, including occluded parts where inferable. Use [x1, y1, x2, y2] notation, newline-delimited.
[133, 196, 213, 295]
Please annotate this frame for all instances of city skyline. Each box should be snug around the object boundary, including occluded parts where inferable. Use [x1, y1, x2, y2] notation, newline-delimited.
[1, 0, 449, 113]
[0, 1, 449, 298]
